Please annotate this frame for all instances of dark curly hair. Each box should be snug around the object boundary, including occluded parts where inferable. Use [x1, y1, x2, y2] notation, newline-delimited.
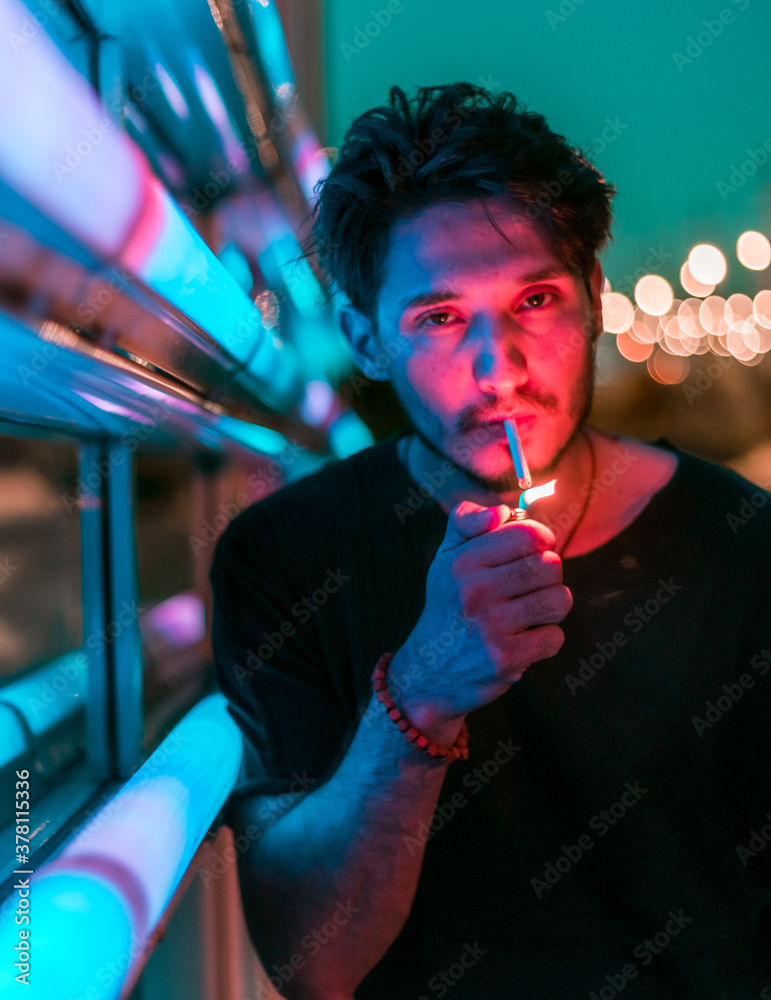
[300, 82, 617, 326]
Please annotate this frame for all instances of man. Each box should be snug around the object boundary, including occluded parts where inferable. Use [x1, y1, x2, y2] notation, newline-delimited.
[210, 83, 771, 999]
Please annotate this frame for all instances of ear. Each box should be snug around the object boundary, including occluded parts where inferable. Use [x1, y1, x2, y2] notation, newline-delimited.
[338, 304, 391, 381]
[587, 258, 604, 342]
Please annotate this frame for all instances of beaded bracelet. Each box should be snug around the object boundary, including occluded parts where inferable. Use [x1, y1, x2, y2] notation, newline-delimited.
[371, 651, 469, 763]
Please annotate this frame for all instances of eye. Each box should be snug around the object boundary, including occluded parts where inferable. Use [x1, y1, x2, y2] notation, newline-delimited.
[520, 291, 556, 311]
[418, 311, 457, 329]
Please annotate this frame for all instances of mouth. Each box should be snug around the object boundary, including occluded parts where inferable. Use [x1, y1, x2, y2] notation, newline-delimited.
[480, 414, 536, 435]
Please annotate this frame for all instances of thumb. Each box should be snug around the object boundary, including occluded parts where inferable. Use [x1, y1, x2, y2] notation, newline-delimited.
[440, 500, 511, 552]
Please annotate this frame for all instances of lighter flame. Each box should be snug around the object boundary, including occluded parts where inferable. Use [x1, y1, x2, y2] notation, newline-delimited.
[520, 479, 556, 509]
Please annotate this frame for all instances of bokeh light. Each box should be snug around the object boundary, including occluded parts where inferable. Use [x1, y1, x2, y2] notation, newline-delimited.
[754, 290, 771, 329]
[677, 299, 701, 337]
[679, 261, 715, 298]
[698, 295, 727, 334]
[725, 293, 755, 334]
[737, 352, 766, 366]
[628, 307, 660, 343]
[755, 325, 771, 353]
[616, 331, 653, 362]
[726, 325, 758, 361]
[688, 244, 727, 285]
[601, 291, 634, 333]
[662, 316, 691, 356]
[612, 233, 771, 377]
[736, 231, 771, 271]
[634, 274, 674, 316]
[707, 331, 732, 356]
[675, 301, 709, 354]
[647, 349, 689, 384]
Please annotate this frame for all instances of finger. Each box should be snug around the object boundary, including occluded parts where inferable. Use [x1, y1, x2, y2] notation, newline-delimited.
[480, 549, 563, 601]
[503, 623, 566, 674]
[439, 500, 512, 552]
[461, 517, 557, 567]
[476, 584, 573, 633]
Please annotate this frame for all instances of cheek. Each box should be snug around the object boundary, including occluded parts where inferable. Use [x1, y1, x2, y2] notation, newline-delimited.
[545, 321, 592, 363]
[540, 340, 590, 388]
[388, 358, 433, 419]
[393, 356, 419, 397]
[407, 350, 468, 402]
[403, 355, 440, 400]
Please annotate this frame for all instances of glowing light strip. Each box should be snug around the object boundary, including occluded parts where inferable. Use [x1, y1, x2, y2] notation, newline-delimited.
[0, 0, 301, 404]
[290, 124, 331, 206]
[0, 649, 86, 739]
[0, 695, 242, 998]
[125, 177, 272, 365]
[0, 0, 143, 255]
[248, 0, 296, 97]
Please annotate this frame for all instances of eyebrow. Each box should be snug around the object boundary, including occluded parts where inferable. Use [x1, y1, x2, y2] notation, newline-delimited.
[396, 268, 573, 313]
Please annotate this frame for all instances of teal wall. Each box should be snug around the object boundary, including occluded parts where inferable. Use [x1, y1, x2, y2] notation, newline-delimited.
[322, 0, 771, 298]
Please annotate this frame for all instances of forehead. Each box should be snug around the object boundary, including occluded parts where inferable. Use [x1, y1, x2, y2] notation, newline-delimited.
[378, 196, 564, 306]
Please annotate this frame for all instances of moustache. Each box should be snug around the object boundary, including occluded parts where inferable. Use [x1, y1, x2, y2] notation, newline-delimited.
[458, 400, 557, 435]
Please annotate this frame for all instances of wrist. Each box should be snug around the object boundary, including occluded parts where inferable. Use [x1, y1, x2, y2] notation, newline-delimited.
[387, 644, 467, 745]
[372, 652, 468, 763]
[396, 701, 467, 748]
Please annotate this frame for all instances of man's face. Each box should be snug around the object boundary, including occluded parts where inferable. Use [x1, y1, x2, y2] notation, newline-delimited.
[369, 195, 603, 493]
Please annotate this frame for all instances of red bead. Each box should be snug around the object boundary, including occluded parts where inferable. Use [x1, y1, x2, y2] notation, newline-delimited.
[388, 708, 401, 722]
[416, 735, 428, 749]
[396, 718, 409, 732]
[405, 728, 419, 742]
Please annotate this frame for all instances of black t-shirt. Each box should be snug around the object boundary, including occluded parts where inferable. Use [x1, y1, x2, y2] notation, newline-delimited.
[210, 430, 771, 999]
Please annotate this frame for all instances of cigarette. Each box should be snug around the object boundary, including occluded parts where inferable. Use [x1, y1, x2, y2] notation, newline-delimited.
[504, 418, 532, 490]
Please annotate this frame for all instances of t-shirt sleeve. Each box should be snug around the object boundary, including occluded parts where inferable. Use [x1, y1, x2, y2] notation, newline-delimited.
[209, 502, 353, 806]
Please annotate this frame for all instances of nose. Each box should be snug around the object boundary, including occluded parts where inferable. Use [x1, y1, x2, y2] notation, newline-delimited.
[470, 315, 528, 398]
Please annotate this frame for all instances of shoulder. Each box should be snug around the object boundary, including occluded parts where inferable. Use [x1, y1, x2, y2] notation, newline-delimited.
[581, 429, 771, 559]
[253, 432, 402, 520]
[600, 431, 768, 499]
[211, 433, 404, 568]
[657, 437, 770, 512]
[621, 432, 771, 543]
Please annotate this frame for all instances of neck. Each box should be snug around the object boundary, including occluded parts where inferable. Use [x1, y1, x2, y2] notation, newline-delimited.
[402, 427, 598, 552]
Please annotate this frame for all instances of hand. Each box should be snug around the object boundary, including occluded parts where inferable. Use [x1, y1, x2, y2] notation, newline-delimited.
[388, 500, 572, 741]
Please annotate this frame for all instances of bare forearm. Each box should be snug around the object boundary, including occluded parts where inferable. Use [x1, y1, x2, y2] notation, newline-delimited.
[236, 689, 465, 1000]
